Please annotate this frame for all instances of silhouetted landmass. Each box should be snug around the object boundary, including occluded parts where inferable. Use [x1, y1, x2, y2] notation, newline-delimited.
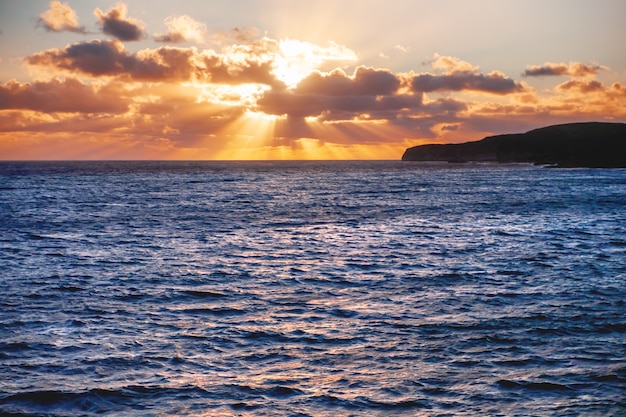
[402, 122, 626, 167]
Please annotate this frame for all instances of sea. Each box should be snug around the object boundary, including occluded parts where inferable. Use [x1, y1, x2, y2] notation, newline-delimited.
[0, 161, 624, 416]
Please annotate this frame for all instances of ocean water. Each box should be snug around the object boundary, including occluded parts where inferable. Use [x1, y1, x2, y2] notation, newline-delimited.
[0, 161, 624, 416]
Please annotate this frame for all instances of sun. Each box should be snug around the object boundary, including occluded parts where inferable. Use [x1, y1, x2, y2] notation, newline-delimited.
[273, 39, 358, 88]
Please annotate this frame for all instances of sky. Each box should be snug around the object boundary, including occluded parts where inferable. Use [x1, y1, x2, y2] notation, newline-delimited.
[1, 0, 625, 160]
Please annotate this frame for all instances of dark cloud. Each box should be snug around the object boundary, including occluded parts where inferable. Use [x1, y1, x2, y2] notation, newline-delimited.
[94, 4, 145, 41]
[264, 96, 468, 144]
[154, 33, 186, 44]
[256, 90, 324, 118]
[411, 72, 524, 95]
[317, 94, 427, 122]
[0, 78, 129, 113]
[523, 62, 605, 77]
[296, 66, 401, 96]
[26, 40, 129, 77]
[523, 63, 569, 77]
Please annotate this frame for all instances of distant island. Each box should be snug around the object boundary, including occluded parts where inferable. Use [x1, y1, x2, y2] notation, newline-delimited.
[402, 122, 626, 167]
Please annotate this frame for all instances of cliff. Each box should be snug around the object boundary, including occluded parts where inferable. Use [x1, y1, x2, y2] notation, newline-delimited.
[401, 122, 626, 167]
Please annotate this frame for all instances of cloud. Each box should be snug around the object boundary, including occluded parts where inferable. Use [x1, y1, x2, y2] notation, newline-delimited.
[25, 40, 281, 85]
[523, 62, 606, 77]
[295, 66, 401, 96]
[411, 71, 524, 95]
[410, 54, 525, 95]
[556, 79, 604, 93]
[393, 45, 409, 53]
[465, 76, 626, 132]
[0, 78, 129, 113]
[555, 79, 626, 100]
[429, 53, 479, 74]
[38, 1, 86, 34]
[26, 40, 138, 77]
[94, 3, 145, 41]
[154, 15, 207, 44]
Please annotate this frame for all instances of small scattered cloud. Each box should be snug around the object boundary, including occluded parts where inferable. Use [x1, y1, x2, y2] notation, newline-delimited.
[429, 53, 479, 74]
[38, 1, 86, 34]
[393, 45, 409, 53]
[94, 3, 146, 41]
[523, 61, 607, 77]
[154, 15, 207, 44]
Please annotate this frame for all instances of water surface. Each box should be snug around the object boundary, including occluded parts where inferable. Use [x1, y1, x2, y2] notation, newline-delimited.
[1, 161, 624, 416]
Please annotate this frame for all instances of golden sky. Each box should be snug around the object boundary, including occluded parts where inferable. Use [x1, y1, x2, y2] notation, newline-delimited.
[1, 0, 625, 160]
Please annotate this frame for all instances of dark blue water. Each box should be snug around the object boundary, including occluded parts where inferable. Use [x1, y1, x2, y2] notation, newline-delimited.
[1, 161, 624, 416]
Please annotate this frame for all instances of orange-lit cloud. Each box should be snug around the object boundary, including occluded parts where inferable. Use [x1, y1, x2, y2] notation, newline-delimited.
[154, 15, 207, 44]
[429, 53, 479, 74]
[38, 1, 86, 34]
[0, 78, 129, 113]
[94, 3, 146, 41]
[25, 40, 281, 86]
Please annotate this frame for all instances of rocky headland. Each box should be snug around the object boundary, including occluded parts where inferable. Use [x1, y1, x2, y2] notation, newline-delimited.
[402, 122, 626, 167]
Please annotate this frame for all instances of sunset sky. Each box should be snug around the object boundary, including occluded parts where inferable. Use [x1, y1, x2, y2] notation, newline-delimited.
[1, 0, 625, 160]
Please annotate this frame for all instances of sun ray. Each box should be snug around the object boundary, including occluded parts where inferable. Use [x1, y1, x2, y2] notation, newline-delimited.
[213, 110, 281, 160]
